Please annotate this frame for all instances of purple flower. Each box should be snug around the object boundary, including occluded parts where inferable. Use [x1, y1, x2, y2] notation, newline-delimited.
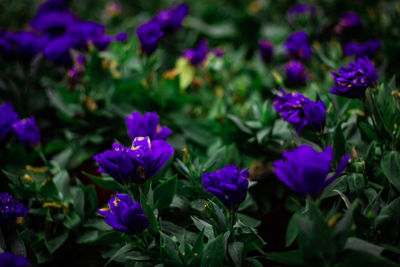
[94, 137, 174, 184]
[67, 20, 105, 50]
[274, 89, 326, 134]
[343, 40, 381, 59]
[126, 111, 171, 141]
[68, 55, 86, 89]
[330, 57, 378, 98]
[0, 252, 30, 267]
[212, 47, 225, 58]
[259, 39, 273, 63]
[285, 31, 312, 61]
[0, 102, 19, 141]
[334, 12, 362, 35]
[115, 32, 128, 42]
[12, 117, 41, 147]
[30, 10, 76, 37]
[0, 193, 29, 231]
[98, 193, 149, 234]
[6, 32, 48, 60]
[155, 4, 189, 34]
[183, 40, 208, 66]
[43, 36, 74, 66]
[202, 165, 249, 209]
[288, 3, 317, 24]
[273, 145, 350, 196]
[136, 21, 164, 55]
[284, 60, 308, 87]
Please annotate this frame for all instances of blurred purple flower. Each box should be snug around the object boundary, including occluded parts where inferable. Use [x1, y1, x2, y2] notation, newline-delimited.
[12, 117, 41, 147]
[136, 21, 164, 55]
[273, 145, 350, 196]
[259, 39, 273, 63]
[67, 20, 105, 50]
[6, 31, 48, 60]
[68, 55, 86, 89]
[212, 47, 225, 58]
[183, 40, 208, 66]
[43, 36, 74, 66]
[284, 60, 308, 87]
[202, 165, 249, 209]
[155, 4, 189, 34]
[0, 102, 19, 141]
[31, 10, 76, 37]
[334, 12, 362, 35]
[126, 111, 171, 141]
[274, 88, 326, 133]
[0, 193, 29, 231]
[288, 3, 317, 24]
[115, 32, 128, 42]
[330, 57, 378, 98]
[98, 193, 149, 234]
[285, 31, 312, 61]
[0, 252, 30, 267]
[343, 40, 381, 59]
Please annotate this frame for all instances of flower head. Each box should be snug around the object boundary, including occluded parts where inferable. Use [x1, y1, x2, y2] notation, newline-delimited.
[343, 40, 381, 59]
[284, 60, 308, 87]
[288, 3, 317, 24]
[94, 137, 174, 184]
[12, 117, 41, 147]
[98, 193, 149, 234]
[0, 252, 30, 267]
[330, 57, 377, 98]
[0, 193, 29, 231]
[155, 4, 189, 34]
[115, 32, 128, 42]
[126, 111, 171, 141]
[0, 102, 19, 141]
[202, 165, 249, 209]
[285, 31, 312, 61]
[43, 36, 75, 66]
[6, 32, 48, 60]
[274, 145, 350, 196]
[334, 12, 362, 35]
[67, 20, 105, 50]
[136, 21, 164, 55]
[274, 89, 326, 134]
[259, 39, 273, 63]
[183, 40, 208, 66]
[31, 10, 76, 37]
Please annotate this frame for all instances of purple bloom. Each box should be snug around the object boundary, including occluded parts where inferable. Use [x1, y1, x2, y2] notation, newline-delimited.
[98, 193, 149, 234]
[273, 145, 350, 196]
[285, 31, 312, 61]
[43, 36, 74, 66]
[288, 3, 317, 24]
[67, 20, 105, 50]
[0, 252, 30, 267]
[115, 32, 128, 42]
[183, 40, 208, 66]
[274, 89, 326, 134]
[0, 102, 19, 141]
[259, 39, 273, 63]
[155, 4, 189, 34]
[136, 21, 164, 55]
[12, 117, 41, 147]
[0, 193, 29, 231]
[6, 32, 48, 60]
[212, 47, 225, 58]
[343, 40, 381, 59]
[93, 137, 174, 184]
[126, 111, 171, 141]
[30, 10, 76, 37]
[202, 165, 249, 209]
[334, 12, 362, 35]
[284, 60, 308, 87]
[330, 57, 378, 98]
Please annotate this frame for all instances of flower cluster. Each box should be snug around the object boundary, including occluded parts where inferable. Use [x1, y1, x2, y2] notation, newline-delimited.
[343, 40, 381, 59]
[285, 31, 312, 61]
[330, 57, 378, 98]
[98, 193, 149, 234]
[94, 137, 174, 185]
[0, 193, 29, 231]
[0, 0, 126, 65]
[137, 4, 189, 55]
[126, 111, 171, 141]
[274, 89, 326, 134]
[202, 165, 249, 209]
[273, 145, 350, 196]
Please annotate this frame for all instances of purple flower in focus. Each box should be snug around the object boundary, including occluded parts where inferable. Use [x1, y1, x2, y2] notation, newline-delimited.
[0, 193, 29, 231]
[98, 193, 149, 234]
[330, 57, 378, 98]
[0, 102, 19, 141]
[288, 3, 317, 24]
[155, 4, 189, 34]
[183, 40, 208, 66]
[0, 252, 30, 267]
[12, 117, 41, 147]
[274, 89, 326, 134]
[136, 21, 164, 55]
[259, 39, 273, 63]
[284, 60, 308, 87]
[202, 165, 249, 209]
[126, 111, 171, 141]
[334, 12, 362, 35]
[43, 36, 75, 66]
[273, 145, 350, 196]
[93, 137, 174, 184]
[285, 31, 312, 61]
[343, 40, 381, 59]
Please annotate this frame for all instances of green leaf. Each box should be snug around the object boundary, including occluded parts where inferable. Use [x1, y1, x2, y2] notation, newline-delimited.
[346, 173, 365, 193]
[228, 242, 244, 267]
[44, 230, 69, 254]
[381, 151, 400, 192]
[333, 123, 346, 161]
[52, 170, 71, 201]
[140, 188, 158, 234]
[176, 58, 195, 90]
[63, 211, 81, 229]
[83, 171, 124, 191]
[266, 250, 304, 266]
[191, 217, 214, 239]
[238, 232, 265, 251]
[200, 234, 225, 267]
[337, 249, 397, 267]
[106, 243, 136, 265]
[153, 176, 178, 210]
[285, 213, 300, 247]
[344, 237, 384, 256]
